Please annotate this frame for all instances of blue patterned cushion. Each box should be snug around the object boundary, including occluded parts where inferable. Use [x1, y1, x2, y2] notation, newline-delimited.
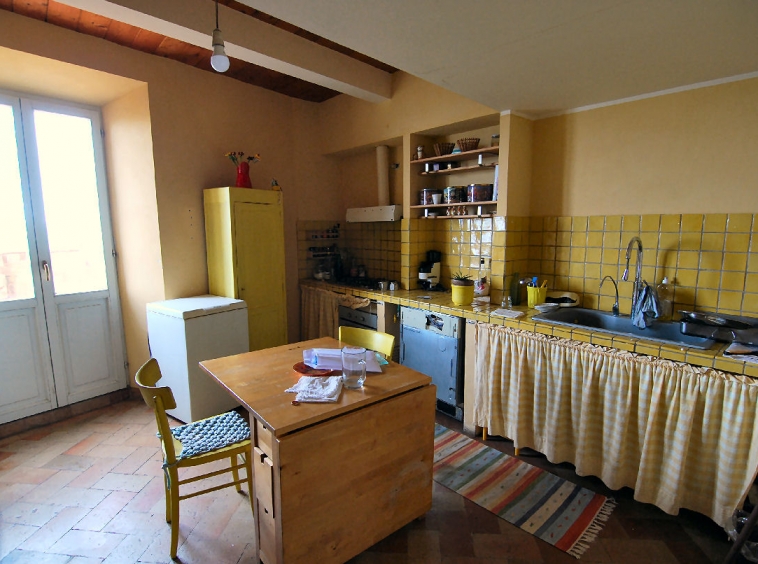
[171, 411, 250, 460]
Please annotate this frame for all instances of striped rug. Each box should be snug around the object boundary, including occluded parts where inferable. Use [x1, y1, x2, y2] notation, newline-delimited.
[434, 424, 616, 558]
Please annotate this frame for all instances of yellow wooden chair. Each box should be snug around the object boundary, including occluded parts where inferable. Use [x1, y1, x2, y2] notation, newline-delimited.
[135, 358, 253, 560]
[338, 326, 395, 358]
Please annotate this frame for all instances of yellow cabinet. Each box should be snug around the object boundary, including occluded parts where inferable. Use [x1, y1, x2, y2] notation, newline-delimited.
[204, 187, 287, 351]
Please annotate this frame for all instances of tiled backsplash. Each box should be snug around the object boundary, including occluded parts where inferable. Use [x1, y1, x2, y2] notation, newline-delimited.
[300, 213, 757, 318]
[297, 220, 401, 282]
[525, 213, 758, 317]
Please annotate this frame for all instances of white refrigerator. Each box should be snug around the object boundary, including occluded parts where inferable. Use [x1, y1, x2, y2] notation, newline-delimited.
[146, 295, 249, 423]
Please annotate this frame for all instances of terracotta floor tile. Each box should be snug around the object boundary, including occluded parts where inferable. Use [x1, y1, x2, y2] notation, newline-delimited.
[84, 444, 138, 460]
[0, 467, 59, 485]
[0, 523, 38, 559]
[121, 476, 165, 513]
[18, 470, 81, 504]
[74, 490, 138, 532]
[0, 501, 63, 527]
[0, 482, 36, 511]
[0, 549, 73, 563]
[111, 446, 157, 475]
[66, 458, 121, 489]
[603, 538, 679, 564]
[42, 454, 96, 472]
[90, 472, 151, 493]
[18, 506, 90, 552]
[47, 528, 126, 558]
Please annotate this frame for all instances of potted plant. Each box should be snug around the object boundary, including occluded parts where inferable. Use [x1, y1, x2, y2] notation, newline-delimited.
[451, 271, 475, 305]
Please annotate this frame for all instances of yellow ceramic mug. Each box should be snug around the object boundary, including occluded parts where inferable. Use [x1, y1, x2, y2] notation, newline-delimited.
[527, 286, 547, 308]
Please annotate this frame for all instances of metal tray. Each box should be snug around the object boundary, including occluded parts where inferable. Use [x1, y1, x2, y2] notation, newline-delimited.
[679, 311, 758, 345]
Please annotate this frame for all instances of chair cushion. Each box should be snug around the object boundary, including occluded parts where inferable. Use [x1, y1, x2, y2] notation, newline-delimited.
[171, 411, 250, 460]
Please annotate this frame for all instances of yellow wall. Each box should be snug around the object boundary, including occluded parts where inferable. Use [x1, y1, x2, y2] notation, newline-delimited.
[101, 86, 162, 372]
[531, 77, 758, 216]
[0, 10, 326, 379]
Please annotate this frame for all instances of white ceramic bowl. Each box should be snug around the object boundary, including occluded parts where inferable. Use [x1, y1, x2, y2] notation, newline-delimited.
[534, 303, 560, 313]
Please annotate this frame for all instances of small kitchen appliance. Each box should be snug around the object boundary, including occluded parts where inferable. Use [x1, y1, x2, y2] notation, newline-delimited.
[418, 250, 443, 290]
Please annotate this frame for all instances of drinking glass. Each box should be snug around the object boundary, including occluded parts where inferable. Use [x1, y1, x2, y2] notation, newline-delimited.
[341, 346, 367, 389]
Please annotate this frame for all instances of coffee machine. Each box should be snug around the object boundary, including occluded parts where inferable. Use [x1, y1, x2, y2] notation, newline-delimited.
[418, 250, 443, 291]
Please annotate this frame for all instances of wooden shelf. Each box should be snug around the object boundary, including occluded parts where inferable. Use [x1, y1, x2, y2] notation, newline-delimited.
[411, 201, 497, 209]
[419, 163, 497, 176]
[411, 146, 499, 165]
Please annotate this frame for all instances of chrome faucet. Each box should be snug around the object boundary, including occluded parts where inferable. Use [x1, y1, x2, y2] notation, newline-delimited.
[599, 275, 619, 316]
[622, 236, 643, 315]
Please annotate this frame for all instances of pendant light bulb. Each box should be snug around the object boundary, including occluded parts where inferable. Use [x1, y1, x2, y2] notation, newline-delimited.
[210, 0, 230, 73]
[211, 28, 230, 72]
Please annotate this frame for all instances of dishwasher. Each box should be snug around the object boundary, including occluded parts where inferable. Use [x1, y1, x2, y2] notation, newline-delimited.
[399, 306, 464, 420]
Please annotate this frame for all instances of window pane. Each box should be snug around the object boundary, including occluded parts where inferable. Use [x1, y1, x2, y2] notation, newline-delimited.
[0, 104, 34, 302]
[34, 110, 107, 295]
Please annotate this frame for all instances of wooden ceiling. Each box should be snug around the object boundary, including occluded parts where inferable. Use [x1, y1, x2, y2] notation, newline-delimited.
[0, 0, 396, 103]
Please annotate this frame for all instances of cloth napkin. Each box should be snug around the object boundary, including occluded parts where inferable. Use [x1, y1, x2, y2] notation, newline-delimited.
[490, 308, 525, 319]
[285, 376, 343, 403]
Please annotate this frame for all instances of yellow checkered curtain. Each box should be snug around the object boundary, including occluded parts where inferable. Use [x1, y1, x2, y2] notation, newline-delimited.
[472, 322, 758, 528]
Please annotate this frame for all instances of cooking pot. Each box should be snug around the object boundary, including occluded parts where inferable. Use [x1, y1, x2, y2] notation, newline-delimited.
[378, 280, 389, 291]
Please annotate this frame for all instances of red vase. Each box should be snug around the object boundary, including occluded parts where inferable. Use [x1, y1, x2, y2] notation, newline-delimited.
[235, 162, 252, 188]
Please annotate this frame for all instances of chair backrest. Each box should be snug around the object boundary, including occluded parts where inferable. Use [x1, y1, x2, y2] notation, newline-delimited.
[338, 326, 395, 358]
[135, 358, 181, 463]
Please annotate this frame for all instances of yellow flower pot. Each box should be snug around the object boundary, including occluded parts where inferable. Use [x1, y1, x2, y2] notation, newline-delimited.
[451, 280, 475, 305]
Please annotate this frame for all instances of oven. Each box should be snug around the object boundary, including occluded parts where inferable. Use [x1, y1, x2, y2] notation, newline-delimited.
[338, 300, 400, 361]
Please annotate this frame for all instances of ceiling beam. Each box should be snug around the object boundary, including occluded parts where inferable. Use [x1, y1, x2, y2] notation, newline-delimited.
[55, 0, 392, 103]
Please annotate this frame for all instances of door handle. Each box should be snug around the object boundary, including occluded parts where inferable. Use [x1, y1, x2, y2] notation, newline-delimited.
[41, 260, 51, 281]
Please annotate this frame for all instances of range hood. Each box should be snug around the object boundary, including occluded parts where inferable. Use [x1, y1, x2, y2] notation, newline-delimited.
[346, 146, 402, 223]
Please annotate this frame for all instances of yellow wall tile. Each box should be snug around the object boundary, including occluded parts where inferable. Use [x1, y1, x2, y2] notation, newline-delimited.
[660, 214, 681, 232]
[587, 232, 604, 247]
[641, 215, 661, 232]
[701, 229, 725, 251]
[721, 272, 746, 292]
[743, 293, 758, 314]
[677, 251, 699, 269]
[676, 269, 698, 287]
[696, 289, 719, 309]
[681, 214, 704, 232]
[749, 254, 758, 273]
[725, 233, 750, 253]
[570, 247, 587, 262]
[704, 213, 727, 232]
[698, 270, 721, 289]
[679, 233, 702, 252]
[699, 252, 723, 271]
[727, 213, 753, 232]
[659, 233, 679, 251]
[723, 252, 748, 272]
[622, 215, 640, 232]
[718, 290, 743, 310]
[588, 216, 605, 231]
[586, 248, 602, 263]
[572, 216, 588, 232]
[605, 215, 622, 231]
[557, 216, 572, 231]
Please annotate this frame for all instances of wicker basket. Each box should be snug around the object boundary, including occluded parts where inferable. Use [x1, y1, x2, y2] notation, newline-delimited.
[434, 142, 455, 156]
[456, 137, 480, 152]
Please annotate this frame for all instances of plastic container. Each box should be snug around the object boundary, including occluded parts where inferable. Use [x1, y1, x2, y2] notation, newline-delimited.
[657, 277, 673, 321]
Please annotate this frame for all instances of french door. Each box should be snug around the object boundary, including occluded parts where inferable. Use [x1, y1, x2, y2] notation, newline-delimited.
[0, 91, 127, 424]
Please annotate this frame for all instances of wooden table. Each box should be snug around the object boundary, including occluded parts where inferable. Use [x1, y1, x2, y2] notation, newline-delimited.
[199, 337, 436, 564]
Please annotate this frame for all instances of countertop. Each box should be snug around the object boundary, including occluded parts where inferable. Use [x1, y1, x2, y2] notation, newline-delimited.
[300, 279, 758, 378]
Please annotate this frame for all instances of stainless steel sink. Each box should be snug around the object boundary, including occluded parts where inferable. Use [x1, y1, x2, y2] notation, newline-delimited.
[532, 307, 716, 350]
